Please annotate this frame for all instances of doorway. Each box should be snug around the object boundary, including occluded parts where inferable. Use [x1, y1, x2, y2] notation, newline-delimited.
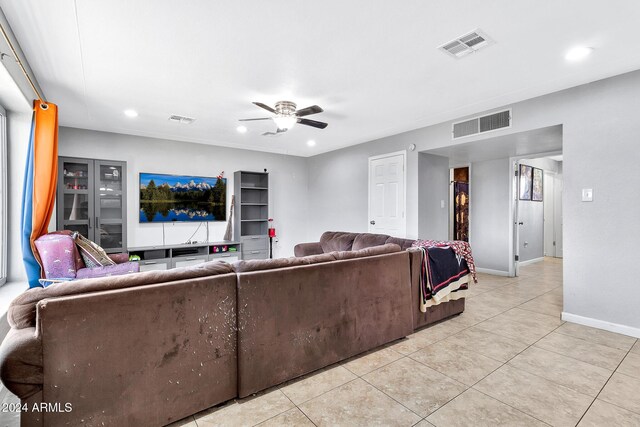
[451, 166, 470, 242]
[368, 151, 406, 237]
[513, 154, 563, 275]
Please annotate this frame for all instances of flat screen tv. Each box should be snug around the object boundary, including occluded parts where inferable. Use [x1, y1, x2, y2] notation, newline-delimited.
[139, 173, 226, 223]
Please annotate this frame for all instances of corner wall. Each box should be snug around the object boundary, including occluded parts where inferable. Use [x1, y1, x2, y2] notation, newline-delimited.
[418, 153, 449, 240]
[468, 158, 512, 273]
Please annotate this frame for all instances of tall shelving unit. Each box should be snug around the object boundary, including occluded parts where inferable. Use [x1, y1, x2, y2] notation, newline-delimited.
[234, 171, 269, 260]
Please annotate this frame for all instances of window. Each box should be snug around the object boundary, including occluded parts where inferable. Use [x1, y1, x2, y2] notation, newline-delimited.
[0, 105, 6, 285]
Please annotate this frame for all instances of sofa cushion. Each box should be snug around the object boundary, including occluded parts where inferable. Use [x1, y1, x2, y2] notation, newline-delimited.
[34, 232, 86, 279]
[352, 233, 390, 251]
[385, 236, 417, 250]
[75, 262, 140, 279]
[8, 261, 234, 329]
[331, 243, 401, 260]
[233, 253, 336, 273]
[319, 231, 359, 253]
[74, 234, 116, 268]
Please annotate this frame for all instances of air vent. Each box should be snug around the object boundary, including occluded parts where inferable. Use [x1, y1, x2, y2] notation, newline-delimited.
[439, 29, 492, 58]
[452, 109, 511, 139]
[168, 114, 196, 124]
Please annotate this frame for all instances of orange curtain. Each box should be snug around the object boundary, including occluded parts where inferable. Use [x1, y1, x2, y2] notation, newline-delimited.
[21, 100, 58, 287]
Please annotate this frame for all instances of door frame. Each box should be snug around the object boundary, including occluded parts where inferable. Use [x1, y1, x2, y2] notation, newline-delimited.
[509, 150, 562, 276]
[449, 163, 471, 241]
[367, 150, 407, 237]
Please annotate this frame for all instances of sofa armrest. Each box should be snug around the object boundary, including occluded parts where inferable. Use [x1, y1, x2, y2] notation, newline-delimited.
[294, 242, 323, 257]
[107, 253, 130, 264]
[75, 262, 140, 280]
[0, 327, 43, 399]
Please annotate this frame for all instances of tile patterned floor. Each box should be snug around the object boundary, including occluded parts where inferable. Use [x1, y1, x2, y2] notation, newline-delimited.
[178, 257, 640, 426]
[2, 258, 639, 426]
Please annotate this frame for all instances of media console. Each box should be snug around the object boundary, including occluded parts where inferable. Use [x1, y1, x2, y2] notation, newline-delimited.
[128, 241, 241, 272]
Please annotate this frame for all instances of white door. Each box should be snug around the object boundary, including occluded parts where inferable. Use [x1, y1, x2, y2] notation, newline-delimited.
[543, 172, 555, 257]
[368, 152, 406, 236]
[554, 176, 563, 258]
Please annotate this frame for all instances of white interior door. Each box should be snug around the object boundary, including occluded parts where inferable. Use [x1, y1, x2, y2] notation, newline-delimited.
[368, 152, 406, 237]
[544, 172, 555, 257]
[554, 175, 563, 258]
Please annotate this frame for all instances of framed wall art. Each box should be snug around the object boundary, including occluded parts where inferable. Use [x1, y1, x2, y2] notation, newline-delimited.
[519, 164, 533, 200]
[532, 167, 543, 201]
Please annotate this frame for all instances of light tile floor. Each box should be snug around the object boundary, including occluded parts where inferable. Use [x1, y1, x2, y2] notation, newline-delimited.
[3, 258, 639, 426]
[179, 258, 640, 427]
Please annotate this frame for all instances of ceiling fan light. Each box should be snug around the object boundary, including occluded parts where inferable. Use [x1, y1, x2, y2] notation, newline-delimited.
[273, 115, 297, 130]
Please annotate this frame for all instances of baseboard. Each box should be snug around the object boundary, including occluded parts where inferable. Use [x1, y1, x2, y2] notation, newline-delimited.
[562, 312, 640, 339]
[519, 257, 544, 267]
[475, 267, 511, 277]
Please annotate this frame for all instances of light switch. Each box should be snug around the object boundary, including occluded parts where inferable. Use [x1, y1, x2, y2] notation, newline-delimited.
[582, 188, 593, 202]
[440, 200, 445, 208]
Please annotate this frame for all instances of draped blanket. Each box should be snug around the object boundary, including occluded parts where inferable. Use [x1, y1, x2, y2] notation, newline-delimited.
[412, 240, 477, 312]
[412, 239, 477, 283]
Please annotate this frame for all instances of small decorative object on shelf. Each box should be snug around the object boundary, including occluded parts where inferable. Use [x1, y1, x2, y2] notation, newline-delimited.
[268, 218, 276, 259]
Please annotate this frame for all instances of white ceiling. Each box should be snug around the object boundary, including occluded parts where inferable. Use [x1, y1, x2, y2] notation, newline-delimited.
[1, 1, 640, 157]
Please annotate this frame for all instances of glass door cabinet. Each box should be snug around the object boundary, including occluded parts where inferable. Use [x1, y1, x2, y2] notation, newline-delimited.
[57, 157, 127, 253]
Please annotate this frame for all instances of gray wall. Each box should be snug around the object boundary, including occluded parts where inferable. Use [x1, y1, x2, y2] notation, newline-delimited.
[307, 136, 421, 241]
[418, 153, 449, 240]
[58, 127, 310, 258]
[306, 69, 640, 332]
[468, 158, 512, 272]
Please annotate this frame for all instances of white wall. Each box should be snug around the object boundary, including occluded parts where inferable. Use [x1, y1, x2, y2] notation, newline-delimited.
[58, 127, 310, 258]
[418, 153, 449, 240]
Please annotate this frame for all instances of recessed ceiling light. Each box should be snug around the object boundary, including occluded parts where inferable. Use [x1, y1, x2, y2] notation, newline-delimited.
[236, 125, 248, 134]
[565, 46, 593, 62]
[124, 109, 138, 118]
[307, 140, 316, 147]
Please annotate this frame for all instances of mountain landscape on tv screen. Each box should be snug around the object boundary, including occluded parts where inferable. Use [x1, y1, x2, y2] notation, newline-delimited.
[139, 173, 226, 222]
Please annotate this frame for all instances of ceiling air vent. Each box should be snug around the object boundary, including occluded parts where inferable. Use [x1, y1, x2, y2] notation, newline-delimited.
[168, 114, 196, 124]
[439, 29, 493, 59]
[452, 109, 511, 139]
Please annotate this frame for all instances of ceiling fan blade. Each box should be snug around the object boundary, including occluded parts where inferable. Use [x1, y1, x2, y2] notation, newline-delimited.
[295, 105, 323, 117]
[238, 117, 272, 121]
[253, 102, 276, 113]
[297, 118, 328, 129]
[262, 128, 288, 136]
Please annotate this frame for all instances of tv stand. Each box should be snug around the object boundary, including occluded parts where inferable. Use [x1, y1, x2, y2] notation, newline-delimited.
[128, 241, 241, 272]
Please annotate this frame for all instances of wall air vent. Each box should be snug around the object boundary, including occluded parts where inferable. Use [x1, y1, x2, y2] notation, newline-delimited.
[168, 114, 196, 124]
[439, 29, 493, 59]
[452, 109, 511, 139]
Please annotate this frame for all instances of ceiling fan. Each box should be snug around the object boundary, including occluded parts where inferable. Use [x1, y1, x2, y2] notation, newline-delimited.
[239, 101, 328, 136]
